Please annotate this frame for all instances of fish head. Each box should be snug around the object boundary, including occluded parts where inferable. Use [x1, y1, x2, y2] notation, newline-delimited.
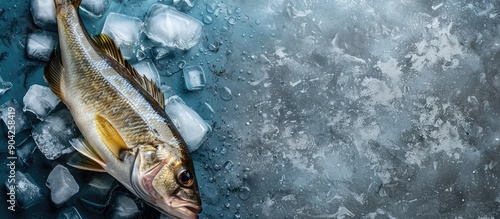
[131, 143, 202, 218]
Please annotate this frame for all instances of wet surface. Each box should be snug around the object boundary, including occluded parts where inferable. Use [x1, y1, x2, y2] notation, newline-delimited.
[2, 0, 500, 218]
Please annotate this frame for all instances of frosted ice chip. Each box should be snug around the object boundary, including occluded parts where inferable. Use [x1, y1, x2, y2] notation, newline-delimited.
[26, 30, 58, 61]
[57, 207, 83, 219]
[144, 4, 203, 50]
[0, 76, 13, 95]
[4, 171, 43, 210]
[165, 96, 211, 151]
[30, 0, 56, 30]
[0, 99, 32, 133]
[101, 12, 143, 60]
[107, 194, 139, 219]
[151, 46, 170, 60]
[23, 84, 60, 120]
[32, 108, 80, 160]
[80, 0, 110, 18]
[183, 65, 206, 91]
[132, 59, 161, 84]
[46, 165, 80, 205]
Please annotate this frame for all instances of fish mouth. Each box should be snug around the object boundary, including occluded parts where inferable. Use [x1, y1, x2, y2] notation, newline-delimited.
[170, 196, 202, 218]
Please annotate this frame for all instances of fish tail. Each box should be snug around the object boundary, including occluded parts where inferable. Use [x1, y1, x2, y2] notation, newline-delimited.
[54, 0, 82, 12]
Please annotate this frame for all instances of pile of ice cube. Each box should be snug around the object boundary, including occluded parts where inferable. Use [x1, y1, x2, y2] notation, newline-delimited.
[7, 0, 213, 216]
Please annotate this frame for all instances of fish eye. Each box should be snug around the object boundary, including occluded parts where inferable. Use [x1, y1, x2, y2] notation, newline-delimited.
[177, 168, 194, 187]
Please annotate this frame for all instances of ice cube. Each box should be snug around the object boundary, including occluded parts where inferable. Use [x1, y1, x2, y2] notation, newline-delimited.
[144, 4, 203, 50]
[173, 0, 195, 11]
[46, 165, 80, 206]
[80, 0, 110, 18]
[151, 46, 170, 60]
[165, 96, 211, 151]
[160, 84, 175, 98]
[107, 193, 140, 219]
[0, 76, 13, 95]
[183, 65, 206, 91]
[101, 12, 143, 60]
[57, 207, 83, 219]
[4, 171, 43, 210]
[23, 84, 60, 120]
[80, 173, 119, 214]
[132, 59, 161, 84]
[0, 99, 32, 134]
[32, 108, 80, 160]
[30, 0, 57, 30]
[26, 30, 58, 61]
[16, 137, 38, 166]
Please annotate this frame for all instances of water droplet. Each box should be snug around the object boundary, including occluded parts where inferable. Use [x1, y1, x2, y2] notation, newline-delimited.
[203, 15, 213, 24]
[255, 19, 261, 25]
[238, 186, 251, 200]
[178, 60, 187, 69]
[206, 3, 216, 14]
[220, 147, 226, 154]
[235, 7, 241, 13]
[224, 160, 233, 170]
[196, 102, 215, 120]
[214, 164, 222, 171]
[208, 44, 218, 52]
[220, 87, 232, 101]
[227, 16, 236, 25]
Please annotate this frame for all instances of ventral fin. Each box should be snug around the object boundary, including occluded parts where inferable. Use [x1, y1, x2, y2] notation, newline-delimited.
[68, 153, 106, 172]
[43, 51, 65, 102]
[92, 34, 165, 108]
[69, 138, 106, 167]
[95, 114, 130, 160]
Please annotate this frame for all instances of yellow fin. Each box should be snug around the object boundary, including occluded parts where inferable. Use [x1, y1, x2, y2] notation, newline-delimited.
[68, 153, 106, 172]
[92, 34, 165, 108]
[95, 114, 129, 160]
[43, 52, 65, 101]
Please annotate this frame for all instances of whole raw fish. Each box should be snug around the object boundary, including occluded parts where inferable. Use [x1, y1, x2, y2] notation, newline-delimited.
[44, 0, 202, 218]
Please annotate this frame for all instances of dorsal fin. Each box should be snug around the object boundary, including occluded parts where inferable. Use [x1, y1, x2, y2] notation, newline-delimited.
[92, 34, 165, 108]
[93, 34, 126, 65]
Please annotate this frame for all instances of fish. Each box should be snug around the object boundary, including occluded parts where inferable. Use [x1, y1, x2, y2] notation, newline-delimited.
[44, 0, 202, 218]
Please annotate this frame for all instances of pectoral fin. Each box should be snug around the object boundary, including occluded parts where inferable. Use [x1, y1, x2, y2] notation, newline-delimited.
[95, 114, 129, 160]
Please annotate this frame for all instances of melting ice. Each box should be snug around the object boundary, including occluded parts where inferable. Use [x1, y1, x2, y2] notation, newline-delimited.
[80, 0, 110, 18]
[165, 95, 211, 152]
[23, 84, 60, 120]
[144, 4, 202, 50]
[101, 12, 143, 60]
[32, 108, 80, 160]
[46, 165, 80, 206]
[25, 30, 58, 61]
[30, 0, 56, 30]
